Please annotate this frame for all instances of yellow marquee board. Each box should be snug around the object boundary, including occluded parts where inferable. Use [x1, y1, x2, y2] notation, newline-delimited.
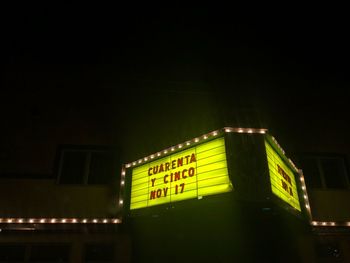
[265, 140, 301, 211]
[130, 137, 233, 210]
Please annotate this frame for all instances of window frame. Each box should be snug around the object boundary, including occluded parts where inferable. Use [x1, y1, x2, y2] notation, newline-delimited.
[55, 145, 117, 185]
[298, 153, 350, 190]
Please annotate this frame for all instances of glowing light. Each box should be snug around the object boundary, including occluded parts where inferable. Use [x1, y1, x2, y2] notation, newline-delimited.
[130, 137, 232, 210]
[151, 155, 155, 159]
[164, 150, 168, 154]
[186, 142, 190, 146]
[304, 195, 307, 199]
[213, 131, 218, 136]
[247, 129, 253, 133]
[0, 217, 134, 224]
[238, 129, 244, 133]
[121, 171, 126, 176]
[138, 160, 142, 164]
[144, 157, 148, 161]
[265, 140, 301, 211]
[302, 186, 306, 190]
[119, 200, 123, 205]
[194, 138, 199, 142]
[126, 164, 131, 168]
[132, 162, 136, 166]
[312, 221, 318, 226]
[305, 204, 310, 209]
[178, 145, 182, 149]
[171, 147, 175, 151]
[121, 181, 125, 185]
[322, 222, 326, 226]
[331, 222, 335, 226]
[157, 153, 161, 156]
[259, 130, 266, 134]
[203, 135, 208, 139]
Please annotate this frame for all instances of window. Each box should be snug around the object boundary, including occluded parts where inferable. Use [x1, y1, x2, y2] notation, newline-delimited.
[57, 146, 117, 185]
[59, 151, 87, 184]
[84, 243, 114, 263]
[299, 155, 349, 189]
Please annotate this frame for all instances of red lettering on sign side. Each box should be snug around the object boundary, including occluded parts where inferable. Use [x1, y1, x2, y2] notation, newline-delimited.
[153, 166, 158, 175]
[182, 169, 187, 179]
[151, 178, 156, 187]
[180, 183, 185, 193]
[163, 187, 168, 197]
[164, 175, 168, 184]
[188, 167, 195, 177]
[174, 171, 181, 181]
[190, 153, 196, 163]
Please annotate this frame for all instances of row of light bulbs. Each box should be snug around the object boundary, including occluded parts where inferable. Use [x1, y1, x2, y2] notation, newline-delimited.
[0, 218, 121, 224]
[124, 127, 267, 169]
[298, 170, 312, 215]
[271, 136, 286, 156]
[312, 221, 350, 227]
[223, 127, 267, 134]
[119, 127, 268, 208]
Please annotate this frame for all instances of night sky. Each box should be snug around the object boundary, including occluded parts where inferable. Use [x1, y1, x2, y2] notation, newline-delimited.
[1, 3, 350, 162]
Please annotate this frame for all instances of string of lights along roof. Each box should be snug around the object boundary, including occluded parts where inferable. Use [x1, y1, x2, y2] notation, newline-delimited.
[0, 218, 121, 224]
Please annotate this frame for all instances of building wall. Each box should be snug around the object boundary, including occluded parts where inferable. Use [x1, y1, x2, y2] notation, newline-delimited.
[0, 179, 115, 218]
[0, 232, 130, 263]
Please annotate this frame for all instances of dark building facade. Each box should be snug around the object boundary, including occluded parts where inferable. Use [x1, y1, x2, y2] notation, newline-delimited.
[1, 84, 350, 262]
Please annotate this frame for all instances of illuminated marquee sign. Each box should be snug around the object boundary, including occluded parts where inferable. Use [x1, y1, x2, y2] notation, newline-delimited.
[265, 140, 301, 211]
[130, 137, 233, 210]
